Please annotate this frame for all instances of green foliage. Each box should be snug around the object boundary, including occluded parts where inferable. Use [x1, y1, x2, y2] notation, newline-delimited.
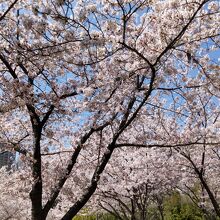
[164, 192, 205, 220]
[73, 214, 96, 220]
[73, 191, 219, 220]
[73, 213, 117, 220]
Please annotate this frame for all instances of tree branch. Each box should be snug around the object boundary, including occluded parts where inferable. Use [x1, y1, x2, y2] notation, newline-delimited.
[0, 0, 19, 22]
[115, 141, 220, 148]
[154, 0, 209, 65]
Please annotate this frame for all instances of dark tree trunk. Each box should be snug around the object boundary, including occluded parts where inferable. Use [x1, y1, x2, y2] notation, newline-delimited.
[198, 173, 220, 217]
[131, 199, 136, 220]
[29, 122, 44, 220]
[185, 153, 220, 218]
[61, 144, 115, 220]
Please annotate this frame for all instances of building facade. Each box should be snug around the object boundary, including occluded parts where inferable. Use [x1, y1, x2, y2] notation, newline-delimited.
[0, 151, 15, 169]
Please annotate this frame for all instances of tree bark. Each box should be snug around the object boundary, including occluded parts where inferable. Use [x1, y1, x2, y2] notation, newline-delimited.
[185, 153, 220, 217]
[61, 143, 115, 220]
[29, 121, 44, 220]
[198, 173, 220, 217]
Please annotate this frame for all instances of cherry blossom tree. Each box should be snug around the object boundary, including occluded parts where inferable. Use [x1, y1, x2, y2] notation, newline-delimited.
[168, 92, 220, 217]
[93, 135, 220, 219]
[175, 146, 220, 218]
[95, 147, 178, 220]
[0, 0, 219, 220]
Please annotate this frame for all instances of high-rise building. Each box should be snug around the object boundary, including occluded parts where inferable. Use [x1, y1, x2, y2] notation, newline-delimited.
[0, 151, 15, 169]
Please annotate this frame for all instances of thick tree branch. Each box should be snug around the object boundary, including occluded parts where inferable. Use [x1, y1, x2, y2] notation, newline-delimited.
[115, 141, 220, 148]
[61, 140, 115, 220]
[179, 151, 220, 217]
[43, 121, 111, 217]
[154, 0, 209, 65]
[0, 54, 18, 79]
[41, 105, 55, 127]
[119, 42, 154, 70]
[0, 0, 19, 22]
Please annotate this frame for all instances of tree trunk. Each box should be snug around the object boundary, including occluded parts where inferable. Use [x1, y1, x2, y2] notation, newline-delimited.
[198, 173, 220, 217]
[183, 153, 220, 218]
[131, 199, 136, 220]
[29, 123, 44, 220]
[61, 144, 115, 220]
